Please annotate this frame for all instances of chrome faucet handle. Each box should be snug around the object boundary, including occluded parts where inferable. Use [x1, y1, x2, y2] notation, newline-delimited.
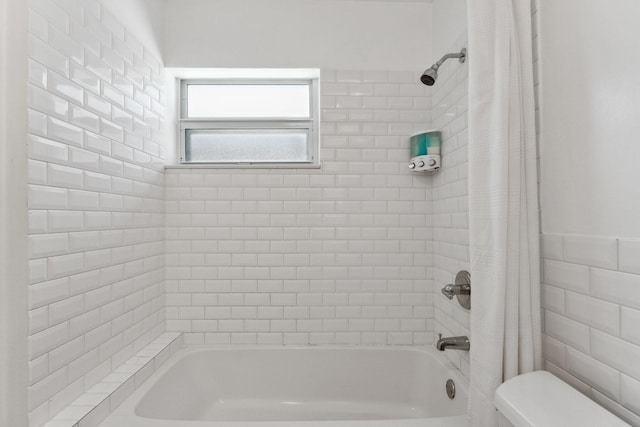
[440, 270, 471, 309]
[441, 283, 470, 299]
[441, 284, 456, 299]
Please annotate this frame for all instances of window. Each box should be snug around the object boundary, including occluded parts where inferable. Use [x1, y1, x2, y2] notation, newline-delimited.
[179, 79, 319, 165]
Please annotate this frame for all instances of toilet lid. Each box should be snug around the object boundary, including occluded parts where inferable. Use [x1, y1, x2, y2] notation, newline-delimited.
[494, 371, 630, 427]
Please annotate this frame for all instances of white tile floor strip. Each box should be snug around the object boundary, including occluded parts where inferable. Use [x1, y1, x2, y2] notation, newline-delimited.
[43, 333, 182, 427]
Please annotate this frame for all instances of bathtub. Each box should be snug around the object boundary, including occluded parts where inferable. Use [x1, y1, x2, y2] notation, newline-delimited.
[100, 347, 469, 427]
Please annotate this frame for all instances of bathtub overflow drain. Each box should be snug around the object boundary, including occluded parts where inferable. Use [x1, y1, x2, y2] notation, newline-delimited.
[446, 379, 456, 399]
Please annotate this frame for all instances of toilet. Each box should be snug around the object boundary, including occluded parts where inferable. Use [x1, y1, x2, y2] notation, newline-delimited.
[495, 371, 630, 427]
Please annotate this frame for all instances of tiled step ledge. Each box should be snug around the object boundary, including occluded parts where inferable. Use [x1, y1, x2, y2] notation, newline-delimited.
[43, 333, 183, 427]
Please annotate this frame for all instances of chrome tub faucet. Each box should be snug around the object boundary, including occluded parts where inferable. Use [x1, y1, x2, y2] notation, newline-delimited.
[436, 334, 470, 351]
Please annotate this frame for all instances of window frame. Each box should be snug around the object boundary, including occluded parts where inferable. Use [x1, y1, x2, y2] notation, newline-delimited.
[178, 78, 320, 166]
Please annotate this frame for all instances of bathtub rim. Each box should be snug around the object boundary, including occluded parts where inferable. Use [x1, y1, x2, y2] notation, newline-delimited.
[110, 344, 470, 423]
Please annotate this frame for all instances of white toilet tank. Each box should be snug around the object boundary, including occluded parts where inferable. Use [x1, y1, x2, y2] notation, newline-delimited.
[494, 371, 630, 427]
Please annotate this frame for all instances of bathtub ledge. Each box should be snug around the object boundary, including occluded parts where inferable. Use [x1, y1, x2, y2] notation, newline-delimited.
[42, 332, 184, 427]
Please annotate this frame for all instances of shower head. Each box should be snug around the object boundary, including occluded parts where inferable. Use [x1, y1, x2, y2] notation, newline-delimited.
[420, 68, 438, 86]
[420, 48, 467, 86]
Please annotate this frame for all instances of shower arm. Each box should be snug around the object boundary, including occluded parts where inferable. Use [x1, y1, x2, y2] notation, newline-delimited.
[431, 49, 467, 71]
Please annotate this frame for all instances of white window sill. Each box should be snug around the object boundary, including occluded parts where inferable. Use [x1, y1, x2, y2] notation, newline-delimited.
[165, 163, 322, 170]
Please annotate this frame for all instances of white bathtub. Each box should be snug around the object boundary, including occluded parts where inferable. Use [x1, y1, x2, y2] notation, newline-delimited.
[100, 347, 469, 427]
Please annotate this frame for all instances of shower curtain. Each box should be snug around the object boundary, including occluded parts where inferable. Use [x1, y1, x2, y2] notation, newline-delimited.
[467, 0, 542, 426]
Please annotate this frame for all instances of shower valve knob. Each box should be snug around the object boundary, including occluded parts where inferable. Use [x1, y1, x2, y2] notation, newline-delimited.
[409, 162, 416, 169]
[418, 160, 425, 168]
[428, 159, 437, 167]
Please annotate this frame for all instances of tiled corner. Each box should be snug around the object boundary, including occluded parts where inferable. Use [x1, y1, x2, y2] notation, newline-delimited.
[43, 333, 182, 427]
[430, 33, 470, 380]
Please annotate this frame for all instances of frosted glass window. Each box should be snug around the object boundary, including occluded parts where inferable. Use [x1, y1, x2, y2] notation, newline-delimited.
[185, 129, 310, 163]
[179, 76, 319, 166]
[187, 84, 310, 118]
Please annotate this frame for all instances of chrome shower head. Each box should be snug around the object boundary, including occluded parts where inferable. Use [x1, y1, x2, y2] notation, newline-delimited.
[420, 67, 438, 86]
[420, 48, 467, 86]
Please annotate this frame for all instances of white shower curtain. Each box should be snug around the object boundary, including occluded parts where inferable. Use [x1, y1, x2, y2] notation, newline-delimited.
[467, 0, 542, 426]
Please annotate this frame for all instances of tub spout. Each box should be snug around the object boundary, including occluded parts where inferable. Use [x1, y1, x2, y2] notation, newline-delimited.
[436, 334, 470, 351]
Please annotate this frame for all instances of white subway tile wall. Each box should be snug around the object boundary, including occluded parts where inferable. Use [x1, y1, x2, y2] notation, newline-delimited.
[541, 233, 640, 424]
[165, 70, 435, 347]
[430, 35, 470, 379]
[26, 1, 166, 425]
